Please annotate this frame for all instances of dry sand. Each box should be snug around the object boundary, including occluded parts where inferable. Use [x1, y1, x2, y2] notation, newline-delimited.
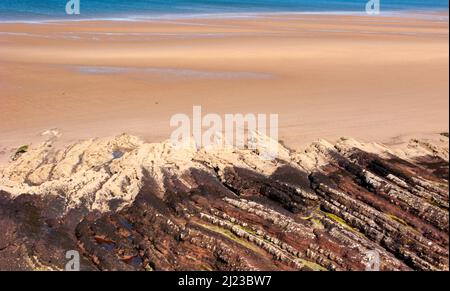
[0, 13, 448, 163]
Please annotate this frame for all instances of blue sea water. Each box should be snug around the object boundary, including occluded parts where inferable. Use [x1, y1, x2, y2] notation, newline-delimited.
[0, 0, 448, 22]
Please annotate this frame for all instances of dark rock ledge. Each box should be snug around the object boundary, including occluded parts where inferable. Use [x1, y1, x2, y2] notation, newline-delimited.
[0, 134, 448, 270]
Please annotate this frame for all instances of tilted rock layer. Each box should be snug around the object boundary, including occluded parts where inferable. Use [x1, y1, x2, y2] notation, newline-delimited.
[0, 133, 448, 271]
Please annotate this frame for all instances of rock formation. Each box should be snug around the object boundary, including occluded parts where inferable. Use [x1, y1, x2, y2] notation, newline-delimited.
[0, 132, 448, 271]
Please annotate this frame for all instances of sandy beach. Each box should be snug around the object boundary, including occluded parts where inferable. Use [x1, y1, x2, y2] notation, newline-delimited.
[0, 8, 449, 272]
[0, 13, 448, 160]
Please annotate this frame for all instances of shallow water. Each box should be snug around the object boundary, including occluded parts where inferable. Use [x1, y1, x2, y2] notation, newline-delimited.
[0, 0, 448, 22]
[72, 65, 274, 80]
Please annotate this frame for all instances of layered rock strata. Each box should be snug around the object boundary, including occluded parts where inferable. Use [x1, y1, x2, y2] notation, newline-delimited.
[0, 133, 448, 271]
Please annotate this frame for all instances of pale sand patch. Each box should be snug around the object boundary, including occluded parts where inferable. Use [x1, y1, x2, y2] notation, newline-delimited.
[0, 13, 448, 164]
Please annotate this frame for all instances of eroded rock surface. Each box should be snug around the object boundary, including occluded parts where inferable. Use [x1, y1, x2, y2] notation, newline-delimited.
[0, 133, 448, 271]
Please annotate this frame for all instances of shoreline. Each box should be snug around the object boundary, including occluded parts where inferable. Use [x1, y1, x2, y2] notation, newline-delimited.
[0, 9, 448, 24]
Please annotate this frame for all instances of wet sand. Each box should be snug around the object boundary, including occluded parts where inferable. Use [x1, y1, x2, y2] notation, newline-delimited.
[0, 13, 448, 161]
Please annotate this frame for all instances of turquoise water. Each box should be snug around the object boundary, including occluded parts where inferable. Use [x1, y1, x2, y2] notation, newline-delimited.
[0, 0, 448, 21]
